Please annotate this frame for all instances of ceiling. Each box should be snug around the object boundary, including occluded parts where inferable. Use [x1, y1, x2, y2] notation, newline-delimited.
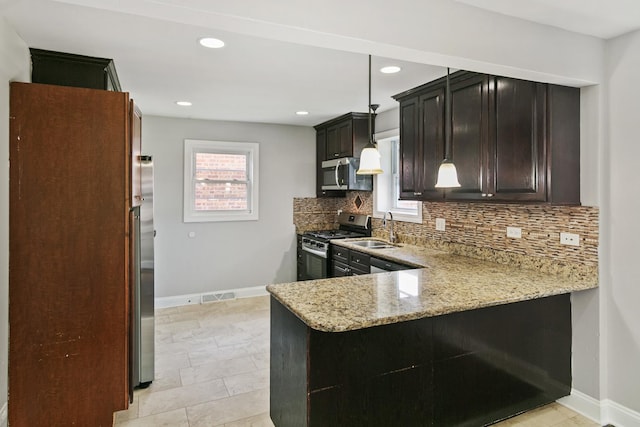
[454, 0, 640, 40]
[2, 0, 640, 127]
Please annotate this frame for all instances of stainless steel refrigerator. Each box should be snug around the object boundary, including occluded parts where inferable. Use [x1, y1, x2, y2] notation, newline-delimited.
[130, 155, 155, 393]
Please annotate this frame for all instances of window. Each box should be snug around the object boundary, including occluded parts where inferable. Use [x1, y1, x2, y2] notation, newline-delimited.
[184, 139, 259, 222]
[373, 131, 422, 223]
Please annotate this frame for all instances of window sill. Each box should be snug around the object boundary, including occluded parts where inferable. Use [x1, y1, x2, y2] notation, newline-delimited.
[372, 209, 422, 224]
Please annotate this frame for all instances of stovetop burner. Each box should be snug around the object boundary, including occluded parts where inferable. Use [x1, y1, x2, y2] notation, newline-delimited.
[306, 229, 365, 240]
[303, 213, 372, 242]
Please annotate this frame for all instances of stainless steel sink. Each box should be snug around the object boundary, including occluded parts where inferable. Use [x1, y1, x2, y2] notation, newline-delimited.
[349, 240, 398, 250]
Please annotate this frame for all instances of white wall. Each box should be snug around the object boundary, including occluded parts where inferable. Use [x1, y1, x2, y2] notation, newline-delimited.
[143, 115, 315, 299]
[603, 29, 640, 414]
[0, 16, 30, 427]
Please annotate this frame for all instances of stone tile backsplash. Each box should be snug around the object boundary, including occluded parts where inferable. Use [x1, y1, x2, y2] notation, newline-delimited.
[293, 192, 599, 280]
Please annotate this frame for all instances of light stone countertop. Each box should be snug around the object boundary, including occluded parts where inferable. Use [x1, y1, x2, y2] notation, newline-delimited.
[266, 238, 598, 332]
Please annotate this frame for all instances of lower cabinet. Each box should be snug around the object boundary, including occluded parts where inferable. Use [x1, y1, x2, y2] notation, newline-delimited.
[270, 294, 572, 427]
[296, 235, 304, 281]
[330, 246, 370, 277]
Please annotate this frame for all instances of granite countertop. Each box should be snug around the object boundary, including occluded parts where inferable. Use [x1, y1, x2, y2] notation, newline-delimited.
[267, 239, 598, 332]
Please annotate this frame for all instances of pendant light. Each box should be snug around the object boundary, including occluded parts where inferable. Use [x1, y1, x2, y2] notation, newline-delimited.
[435, 67, 461, 188]
[357, 55, 383, 175]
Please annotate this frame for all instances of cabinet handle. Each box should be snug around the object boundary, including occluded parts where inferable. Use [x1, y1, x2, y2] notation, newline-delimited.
[481, 193, 486, 197]
[413, 192, 422, 196]
[334, 153, 339, 157]
[487, 193, 494, 197]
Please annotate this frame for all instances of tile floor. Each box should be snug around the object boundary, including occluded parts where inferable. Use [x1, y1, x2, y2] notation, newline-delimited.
[114, 295, 600, 427]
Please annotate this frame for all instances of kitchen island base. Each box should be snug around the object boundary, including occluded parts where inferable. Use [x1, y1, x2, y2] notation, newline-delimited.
[270, 294, 571, 427]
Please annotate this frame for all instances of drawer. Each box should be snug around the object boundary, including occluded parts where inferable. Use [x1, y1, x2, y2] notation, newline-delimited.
[349, 263, 370, 275]
[332, 245, 349, 264]
[332, 260, 351, 277]
[349, 250, 370, 270]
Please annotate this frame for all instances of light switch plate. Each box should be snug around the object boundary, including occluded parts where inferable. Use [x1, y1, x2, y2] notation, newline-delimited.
[506, 227, 522, 239]
[560, 232, 580, 246]
[435, 218, 446, 232]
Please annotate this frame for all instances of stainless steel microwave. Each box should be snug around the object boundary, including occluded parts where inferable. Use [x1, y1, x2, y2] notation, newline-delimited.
[321, 157, 373, 191]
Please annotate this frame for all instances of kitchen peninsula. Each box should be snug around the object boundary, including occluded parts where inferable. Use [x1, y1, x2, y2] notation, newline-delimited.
[267, 241, 597, 427]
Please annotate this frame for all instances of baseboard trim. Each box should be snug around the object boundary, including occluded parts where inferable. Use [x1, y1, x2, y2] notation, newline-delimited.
[557, 389, 640, 426]
[155, 285, 269, 309]
[603, 398, 640, 427]
[557, 389, 602, 423]
[0, 400, 7, 427]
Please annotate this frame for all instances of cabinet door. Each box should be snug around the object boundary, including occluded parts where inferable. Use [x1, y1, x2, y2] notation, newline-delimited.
[419, 88, 445, 200]
[326, 120, 353, 159]
[316, 128, 328, 196]
[399, 96, 422, 199]
[490, 77, 546, 201]
[326, 124, 339, 160]
[447, 74, 490, 200]
[316, 127, 346, 198]
[332, 260, 351, 277]
[337, 120, 353, 157]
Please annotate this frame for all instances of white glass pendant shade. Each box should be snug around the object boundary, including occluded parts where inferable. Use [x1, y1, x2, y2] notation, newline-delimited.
[434, 160, 461, 188]
[357, 145, 383, 175]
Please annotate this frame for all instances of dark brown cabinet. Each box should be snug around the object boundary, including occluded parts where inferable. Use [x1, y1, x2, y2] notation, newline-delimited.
[393, 71, 580, 204]
[398, 88, 446, 200]
[330, 245, 370, 276]
[296, 235, 304, 281]
[348, 250, 371, 275]
[314, 112, 373, 198]
[489, 77, 546, 201]
[30, 48, 122, 91]
[271, 294, 571, 427]
[9, 82, 136, 426]
[326, 119, 353, 159]
[446, 73, 491, 201]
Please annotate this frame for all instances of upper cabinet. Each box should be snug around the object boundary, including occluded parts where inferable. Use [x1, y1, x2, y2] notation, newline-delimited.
[314, 112, 374, 197]
[30, 48, 122, 92]
[393, 71, 580, 205]
[398, 86, 445, 200]
[316, 112, 372, 160]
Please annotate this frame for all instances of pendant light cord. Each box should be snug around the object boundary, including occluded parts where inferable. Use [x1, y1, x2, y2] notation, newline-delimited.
[368, 54, 372, 145]
[445, 67, 451, 160]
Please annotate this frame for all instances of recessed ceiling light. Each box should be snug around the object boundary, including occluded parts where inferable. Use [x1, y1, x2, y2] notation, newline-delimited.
[176, 101, 192, 106]
[296, 111, 309, 116]
[199, 37, 225, 49]
[380, 66, 401, 74]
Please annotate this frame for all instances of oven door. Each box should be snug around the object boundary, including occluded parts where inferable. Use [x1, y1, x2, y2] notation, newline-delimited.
[300, 245, 328, 280]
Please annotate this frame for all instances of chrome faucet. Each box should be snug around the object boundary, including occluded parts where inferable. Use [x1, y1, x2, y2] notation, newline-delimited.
[382, 211, 395, 243]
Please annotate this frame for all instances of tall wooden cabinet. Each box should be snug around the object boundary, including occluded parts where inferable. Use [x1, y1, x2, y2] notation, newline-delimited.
[9, 82, 137, 426]
[393, 71, 580, 204]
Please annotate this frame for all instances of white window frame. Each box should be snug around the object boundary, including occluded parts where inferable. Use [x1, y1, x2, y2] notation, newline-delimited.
[373, 129, 422, 224]
[183, 139, 259, 223]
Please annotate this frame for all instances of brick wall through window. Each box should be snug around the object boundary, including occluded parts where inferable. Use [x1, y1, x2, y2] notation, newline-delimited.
[194, 152, 248, 211]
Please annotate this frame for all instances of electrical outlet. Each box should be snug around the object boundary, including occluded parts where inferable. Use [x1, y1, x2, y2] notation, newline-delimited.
[560, 232, 580, 247]
[435, 218, 446, 232]
[506, 227, 522, 239]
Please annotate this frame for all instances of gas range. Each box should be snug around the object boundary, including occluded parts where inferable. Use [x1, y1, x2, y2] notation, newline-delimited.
[301, 213, 371, 261]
